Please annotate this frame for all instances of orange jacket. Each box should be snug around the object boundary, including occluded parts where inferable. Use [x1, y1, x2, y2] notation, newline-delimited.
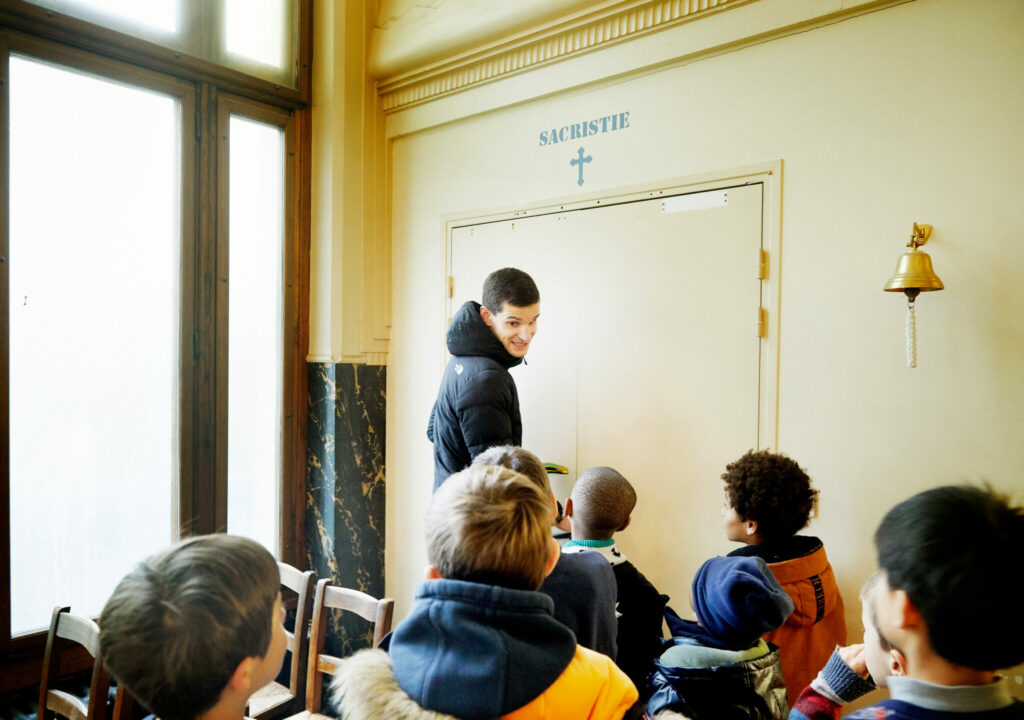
[505, 645, 638, 720]
[764, 544, 847, 708]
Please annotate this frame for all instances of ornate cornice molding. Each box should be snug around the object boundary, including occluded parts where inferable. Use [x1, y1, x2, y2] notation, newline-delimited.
[377, 0, 753, 113]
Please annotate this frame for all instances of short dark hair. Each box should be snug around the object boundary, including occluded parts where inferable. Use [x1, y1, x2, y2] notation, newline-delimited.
[426, 464, 553, 591]
[722, 449, 817, 542]
[875, 484, 1024, 670]
[99, 535, 280, 720]
[570, 466, 636, 538]
[482, 268, 539, 313]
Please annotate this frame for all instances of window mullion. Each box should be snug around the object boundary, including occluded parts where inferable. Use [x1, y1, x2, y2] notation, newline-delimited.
[189, 80, 223, 536]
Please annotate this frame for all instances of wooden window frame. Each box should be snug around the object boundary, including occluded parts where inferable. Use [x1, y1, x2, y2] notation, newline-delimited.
[0, 0, 311, 689]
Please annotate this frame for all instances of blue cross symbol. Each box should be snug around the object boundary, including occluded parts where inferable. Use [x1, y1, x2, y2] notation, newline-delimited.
[570, 147, 592, 186]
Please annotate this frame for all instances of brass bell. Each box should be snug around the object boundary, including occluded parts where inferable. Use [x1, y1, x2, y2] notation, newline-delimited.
[884, 223, 944, 299]
[884, 223, 944, 369]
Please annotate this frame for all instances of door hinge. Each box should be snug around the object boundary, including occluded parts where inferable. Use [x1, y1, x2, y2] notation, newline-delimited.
[448, 275, 454, 298]
[756, 307, 767, 338]
[757, 248, 768, 280]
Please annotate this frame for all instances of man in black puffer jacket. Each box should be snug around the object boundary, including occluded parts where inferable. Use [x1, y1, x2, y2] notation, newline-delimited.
[428, 267, 540, 490]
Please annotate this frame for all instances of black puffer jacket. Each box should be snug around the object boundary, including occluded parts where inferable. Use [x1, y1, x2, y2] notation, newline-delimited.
[427, 301, 523, 489]
[646, 642, 789, 720]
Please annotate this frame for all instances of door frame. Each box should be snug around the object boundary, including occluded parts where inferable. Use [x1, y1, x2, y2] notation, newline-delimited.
[440, 159, 783, 450]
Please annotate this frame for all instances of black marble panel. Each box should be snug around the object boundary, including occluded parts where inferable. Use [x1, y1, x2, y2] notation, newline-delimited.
[305, 362, 386, 656]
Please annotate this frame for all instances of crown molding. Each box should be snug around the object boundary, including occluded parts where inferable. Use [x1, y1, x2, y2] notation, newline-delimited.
[376, 0, 753, 113]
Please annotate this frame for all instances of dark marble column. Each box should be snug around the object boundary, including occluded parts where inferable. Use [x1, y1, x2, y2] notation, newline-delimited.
[305, 362, 386, 656]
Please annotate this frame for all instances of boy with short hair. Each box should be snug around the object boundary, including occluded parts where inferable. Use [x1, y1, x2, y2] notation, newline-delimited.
[647, 556, 794, 720]
[331, 464, 638, 720]
[563, 466, 669, 693]
[99, 534, 287, 720]
[428, 267, 541, 490]
[473, 445, 618, 659]
[790, 484, 1024, 720]
[721, 450, 846, 704]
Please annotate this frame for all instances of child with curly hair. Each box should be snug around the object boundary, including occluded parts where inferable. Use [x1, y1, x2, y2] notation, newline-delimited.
[721, 450, 847, 706]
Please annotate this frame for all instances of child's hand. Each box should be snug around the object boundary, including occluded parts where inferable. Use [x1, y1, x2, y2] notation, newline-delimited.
[837, 643, 868, 678]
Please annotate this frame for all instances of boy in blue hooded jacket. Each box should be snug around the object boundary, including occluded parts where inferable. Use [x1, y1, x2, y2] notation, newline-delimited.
[647, 556, 794, 720]
[330, 464, 638, 720]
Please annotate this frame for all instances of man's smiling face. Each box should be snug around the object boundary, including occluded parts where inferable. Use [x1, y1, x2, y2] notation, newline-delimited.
[481, 302, 540, 358]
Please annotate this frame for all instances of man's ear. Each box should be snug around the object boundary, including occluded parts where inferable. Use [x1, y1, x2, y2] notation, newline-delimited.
[617, 515, 632, 532]
[424, 565, 443, 580]
[226, 657, 254, 694]
[563, 497, 574, 518]
[889, 647, 908, 677]
[745, 519, 758, 537]
[479, 305, 494, 327]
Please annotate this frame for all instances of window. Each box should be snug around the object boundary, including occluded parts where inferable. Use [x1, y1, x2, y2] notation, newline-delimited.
[225, 110, 291, 556]
[8, 55, 182, 636]
[1, 0, 309, 663]
[24, 0, 299, 87]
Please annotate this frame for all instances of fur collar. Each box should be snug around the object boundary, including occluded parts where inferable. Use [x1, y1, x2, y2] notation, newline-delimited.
[330, 648, 459, 720]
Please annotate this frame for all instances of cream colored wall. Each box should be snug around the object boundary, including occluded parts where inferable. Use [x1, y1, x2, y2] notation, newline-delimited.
[384, 0, 1024, 663]
[309, 0, 390, 364]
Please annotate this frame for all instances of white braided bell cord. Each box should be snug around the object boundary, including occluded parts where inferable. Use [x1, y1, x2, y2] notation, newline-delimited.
[906, 300, 917, 369]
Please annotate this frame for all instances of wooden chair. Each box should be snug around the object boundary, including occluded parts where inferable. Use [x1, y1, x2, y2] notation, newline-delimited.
[301, 579, 395, 718]
[37, 605, 132, 720]
[247, 562, 317, 720]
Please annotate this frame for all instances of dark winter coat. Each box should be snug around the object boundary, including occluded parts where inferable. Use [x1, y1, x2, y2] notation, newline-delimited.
[646, 642, 789, 720]
[427, 300, 523, 489]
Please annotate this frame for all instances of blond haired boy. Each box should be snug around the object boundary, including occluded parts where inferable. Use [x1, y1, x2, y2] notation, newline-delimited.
[472, 445, 618, 659]
[331, 464, 638, 720]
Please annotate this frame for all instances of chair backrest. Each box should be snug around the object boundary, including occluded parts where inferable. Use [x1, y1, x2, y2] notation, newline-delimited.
[304, 579, 395, 714]
[247, 562, 316, 720]
[278, 562, 317, 709]
[37, 606, 110, 720]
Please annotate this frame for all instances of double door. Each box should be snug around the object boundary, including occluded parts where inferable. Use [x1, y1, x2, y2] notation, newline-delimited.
[449, 182, 766, 602]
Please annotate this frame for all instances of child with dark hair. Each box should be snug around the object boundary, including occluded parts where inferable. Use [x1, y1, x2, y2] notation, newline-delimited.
[721, 450, 846, 705]
[99, 535, 287, 720]
[790, 484, 1024, 720]
[647, 556, 794, 720]
[563, 466, 669, 694]
[473, 446, 618, 659]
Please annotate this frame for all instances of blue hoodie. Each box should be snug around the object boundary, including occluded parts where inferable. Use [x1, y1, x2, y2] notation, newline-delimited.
[389, 579, 577, 720]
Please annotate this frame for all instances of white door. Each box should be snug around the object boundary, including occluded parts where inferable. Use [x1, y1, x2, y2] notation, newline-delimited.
[450, 182, 765, 606]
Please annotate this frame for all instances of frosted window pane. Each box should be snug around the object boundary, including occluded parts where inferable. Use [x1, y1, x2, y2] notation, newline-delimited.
[27, 0, 179, 34]
[9, 56, 179, 636]
[226, 0, 285, 69]
[226, 116, 284, 557]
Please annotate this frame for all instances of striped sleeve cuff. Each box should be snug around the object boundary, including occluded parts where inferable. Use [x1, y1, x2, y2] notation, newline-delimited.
[813, 648, 877, 703]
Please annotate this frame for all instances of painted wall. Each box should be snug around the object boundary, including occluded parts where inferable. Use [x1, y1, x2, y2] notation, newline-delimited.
[384, 0, 1024, 668]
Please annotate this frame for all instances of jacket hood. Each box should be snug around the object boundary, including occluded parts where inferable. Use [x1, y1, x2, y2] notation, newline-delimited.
[447, 301, 523, 370]
[768, 543, 842, 629]
[389, 579, 577, 720]
[331, 648, 458, 720]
